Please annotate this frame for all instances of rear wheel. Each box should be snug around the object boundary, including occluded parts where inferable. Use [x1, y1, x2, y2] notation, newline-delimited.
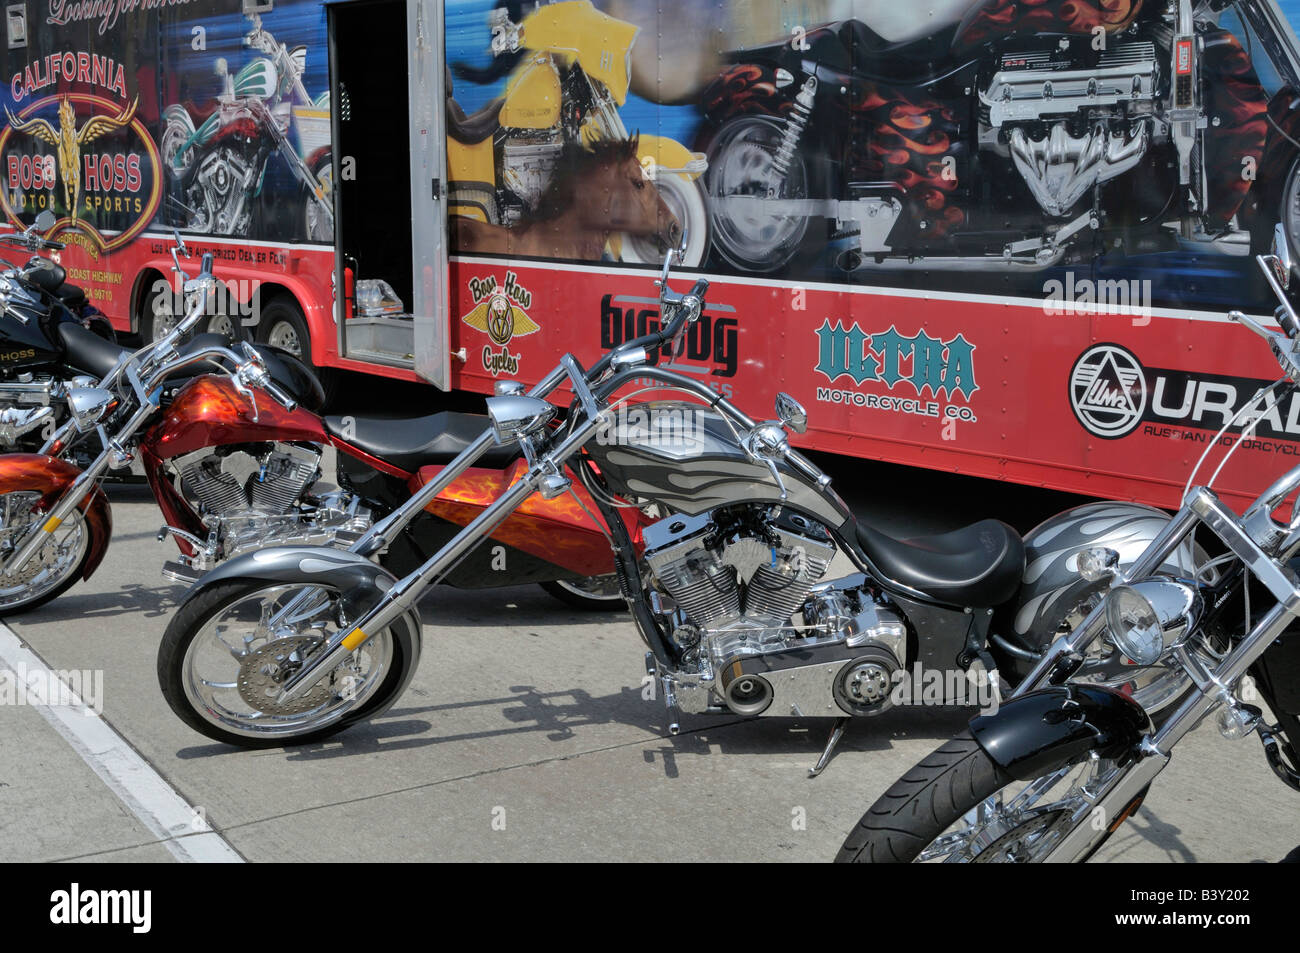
[621, 174, 709, 267]
[0, 493, 92, 614]
[157, 580, 416, 748]
[836, 731, 1117, 863]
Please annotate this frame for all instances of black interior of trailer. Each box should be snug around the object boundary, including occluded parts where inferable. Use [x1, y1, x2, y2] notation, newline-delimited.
[328, 0, 414, 315]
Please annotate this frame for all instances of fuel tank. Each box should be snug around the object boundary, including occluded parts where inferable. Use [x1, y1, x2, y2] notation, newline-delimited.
[145, 375, 329, 460]
[0, 290, 63, 376]
[583, 400, 850, 526]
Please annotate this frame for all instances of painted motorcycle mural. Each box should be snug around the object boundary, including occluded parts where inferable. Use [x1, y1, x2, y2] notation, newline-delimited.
[446, 0, 709, 265]
[161, 12, 333, 242]
[696, 0, 1288, 275]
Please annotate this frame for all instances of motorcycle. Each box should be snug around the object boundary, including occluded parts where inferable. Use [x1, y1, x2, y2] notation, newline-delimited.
[152, 246, 1193, 757]
[447, 0, 709, 265]
[696, 0, 1298, 274]
[161, 11, 333, 242]
[0, 234, 629, 613]
[0, 209, 123, 454]
[835, 226, 1300, 863]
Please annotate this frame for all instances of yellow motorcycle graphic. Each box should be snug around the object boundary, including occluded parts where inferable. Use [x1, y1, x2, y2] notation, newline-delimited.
[446, 0, 708, 265]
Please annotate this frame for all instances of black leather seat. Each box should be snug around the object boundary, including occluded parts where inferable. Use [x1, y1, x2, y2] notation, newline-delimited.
[52, 283, 87, 310]
[324, 410, 519, 473]
[446, 96, 504, 144]
[855, 518, 1024, 607]
[56, 321, 129, 379]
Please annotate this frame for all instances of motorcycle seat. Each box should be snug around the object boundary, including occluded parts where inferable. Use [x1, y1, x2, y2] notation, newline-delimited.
[56, 321, 129, 380]
[854, 517, 1024, 607]
[323, 410, 519, 473]
[446, 96, 503, 144]
[837, 20, 962, 84]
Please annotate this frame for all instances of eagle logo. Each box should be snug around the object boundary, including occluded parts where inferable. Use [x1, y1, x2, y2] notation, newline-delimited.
[461, 291, 539, 346]
[4, 95, 139, 223]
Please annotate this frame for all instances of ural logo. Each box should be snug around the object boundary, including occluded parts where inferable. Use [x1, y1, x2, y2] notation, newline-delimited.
[461, 272, 538, 376]
[1070, 344, 1147, 438]
[813, 320, 978, 399]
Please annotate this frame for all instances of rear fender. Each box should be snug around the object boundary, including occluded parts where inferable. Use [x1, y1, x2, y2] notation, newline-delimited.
[970, 685, 1151, 781]
[0, 454, 112, 580]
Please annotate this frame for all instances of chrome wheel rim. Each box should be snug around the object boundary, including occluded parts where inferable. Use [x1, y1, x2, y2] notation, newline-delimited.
[150, 290, 180, 344]
[206, 313, 236, 339]
[0, 493, 87, 610]
[179, 584, 393, 740]
[918, 757, 1118, 863]
[266, 320, 302, 357]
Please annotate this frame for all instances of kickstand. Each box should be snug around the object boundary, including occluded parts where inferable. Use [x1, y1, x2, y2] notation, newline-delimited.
[808, 717, 850, 778]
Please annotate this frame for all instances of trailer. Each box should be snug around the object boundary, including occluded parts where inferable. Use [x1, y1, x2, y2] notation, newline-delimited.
[5, 0, 1300, 513]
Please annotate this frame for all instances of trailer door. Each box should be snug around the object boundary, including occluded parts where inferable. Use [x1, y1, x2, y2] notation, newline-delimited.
[328, 0, 448, 388]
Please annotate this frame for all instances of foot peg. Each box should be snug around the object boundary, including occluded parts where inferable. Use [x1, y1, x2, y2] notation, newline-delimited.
[809, 716, 850, 778]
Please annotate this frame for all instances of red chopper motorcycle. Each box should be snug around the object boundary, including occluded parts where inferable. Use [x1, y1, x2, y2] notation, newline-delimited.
[0, 241, 625, 614]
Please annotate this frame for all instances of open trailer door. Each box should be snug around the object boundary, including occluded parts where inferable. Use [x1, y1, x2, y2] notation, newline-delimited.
[328, 0, 449, 388]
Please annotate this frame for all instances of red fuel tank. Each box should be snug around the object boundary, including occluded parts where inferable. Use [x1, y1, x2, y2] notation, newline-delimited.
[145, 375, 328, 460]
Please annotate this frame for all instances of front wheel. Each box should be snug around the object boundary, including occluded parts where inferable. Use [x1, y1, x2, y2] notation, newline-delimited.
[621, 174, 709, 267]
[835, 731, 1119, 863]
[156, 580, 418, 748]
[0, 493, 92, 613]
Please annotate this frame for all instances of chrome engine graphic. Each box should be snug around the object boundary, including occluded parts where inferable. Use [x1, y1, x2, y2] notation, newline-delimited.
[191, 147, 256, 235]
[166, 443, 371, 566]
[983, 41, 1158, 218]
[501, 139, 562, 222]
[643, 505, 908, 719]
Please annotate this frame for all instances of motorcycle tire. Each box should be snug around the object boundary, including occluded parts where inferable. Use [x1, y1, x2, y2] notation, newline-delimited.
[157, 579, 418, 749]
[836, 730, 1124, 863]
[254, 294, 336, 405]
[0, 504, 94, 615]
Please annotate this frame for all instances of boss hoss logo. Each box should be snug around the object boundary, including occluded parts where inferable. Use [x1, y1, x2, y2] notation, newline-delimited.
[460, 272, 538, 376]
[813, 320, 978, 421]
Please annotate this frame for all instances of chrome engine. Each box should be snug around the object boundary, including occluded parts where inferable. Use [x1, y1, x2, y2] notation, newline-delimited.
[500, 138, 563, 225]
[189, 146, 256, 235]
[165, 443, 371, 574]
[981, 41, 1159, 218]
[643, 505, 908, 718]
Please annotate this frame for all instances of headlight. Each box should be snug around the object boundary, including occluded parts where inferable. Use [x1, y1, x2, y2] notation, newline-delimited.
[1103, 578, 1202, 666]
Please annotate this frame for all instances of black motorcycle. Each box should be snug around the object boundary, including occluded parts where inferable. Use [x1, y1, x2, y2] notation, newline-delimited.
[0, 210, 124, 452]
[836, 226, 1300, 863]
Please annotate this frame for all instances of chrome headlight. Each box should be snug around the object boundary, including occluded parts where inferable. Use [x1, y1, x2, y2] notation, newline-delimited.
[1103, 578, 1202, 665]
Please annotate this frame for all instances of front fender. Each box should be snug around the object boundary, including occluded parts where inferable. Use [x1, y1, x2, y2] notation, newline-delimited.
[193, 546, 411, 624]
[970, 685, 1151, 781]
[0, 454, 112, 580]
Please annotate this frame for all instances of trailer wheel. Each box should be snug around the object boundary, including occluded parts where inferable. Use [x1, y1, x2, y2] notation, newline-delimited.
[255, 295, 336, 405]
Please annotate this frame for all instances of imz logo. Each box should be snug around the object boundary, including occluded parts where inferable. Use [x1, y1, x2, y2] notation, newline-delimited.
[1070, 343, 1147, 438]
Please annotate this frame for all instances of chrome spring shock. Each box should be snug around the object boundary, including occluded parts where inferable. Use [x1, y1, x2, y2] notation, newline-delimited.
[770, 77, 818, 180]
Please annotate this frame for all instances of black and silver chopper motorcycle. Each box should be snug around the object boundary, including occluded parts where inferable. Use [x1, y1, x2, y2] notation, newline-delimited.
[152, 248, 1198, 757]
[0, 209, 123, 452]
[836, 228, 1300, 863]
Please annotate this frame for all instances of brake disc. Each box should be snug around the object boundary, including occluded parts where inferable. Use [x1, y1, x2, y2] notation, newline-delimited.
[237, 634, 336, 715]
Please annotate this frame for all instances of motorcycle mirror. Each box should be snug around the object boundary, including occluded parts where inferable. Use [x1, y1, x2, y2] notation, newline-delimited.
[775, 392, 808, 434]
[32, 210, 55, 233]
[1272, 223, 1293, 290]
[172, 228, 191, 259]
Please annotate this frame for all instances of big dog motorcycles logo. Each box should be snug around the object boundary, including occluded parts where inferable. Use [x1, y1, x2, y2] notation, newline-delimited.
[460, 271, 538, 376]
[813, 320, 979, 420]
[1070, 342, 1300, 448]
[600, 293, 739, 399]
[0, 52, 161, 254]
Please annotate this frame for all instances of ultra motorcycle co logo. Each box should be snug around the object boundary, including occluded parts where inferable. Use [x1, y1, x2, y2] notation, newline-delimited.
[1, 52, 161, 254]
[460, 271, 539, 377]
[1070, 342, 1300, 446]
[813, 320, 979, 421]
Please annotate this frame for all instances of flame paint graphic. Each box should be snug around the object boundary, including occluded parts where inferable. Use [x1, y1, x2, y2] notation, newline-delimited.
[956, 0, 1143, 49]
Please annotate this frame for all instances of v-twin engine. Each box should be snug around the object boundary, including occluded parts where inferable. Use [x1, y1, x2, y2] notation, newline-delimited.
[166, 442, 371, 572]
[643, 504, 908, 718]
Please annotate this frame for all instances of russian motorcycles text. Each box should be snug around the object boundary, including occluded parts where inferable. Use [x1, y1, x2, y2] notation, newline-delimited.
[151, 248, 1194, 757]
[697, 0, 1299, 274]
[836, 228, 1300, 863]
